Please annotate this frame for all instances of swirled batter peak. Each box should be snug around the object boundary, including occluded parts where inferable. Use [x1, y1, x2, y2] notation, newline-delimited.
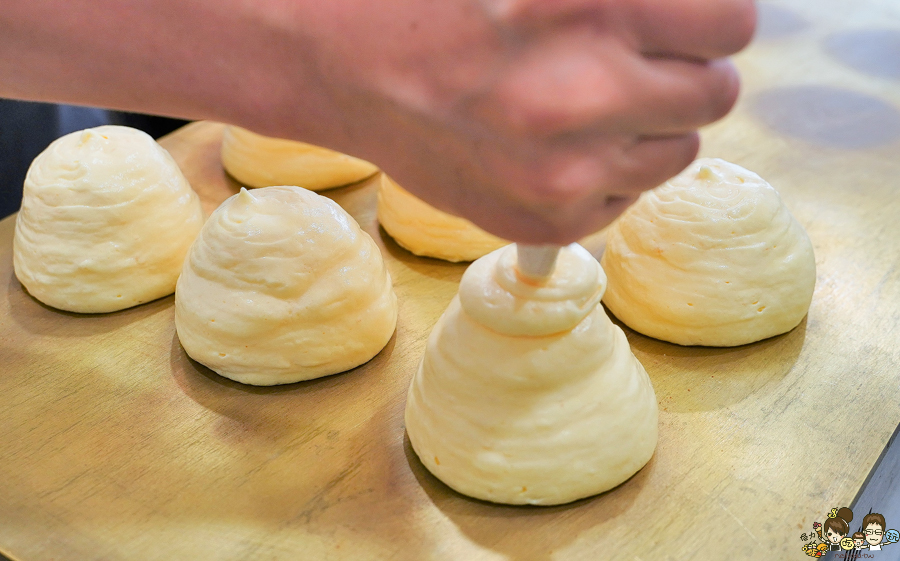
[175, 186, 398, 385]
[13, 126, 204, 313]
[406, 243, 657, 505]
[602, 158, 816, 347]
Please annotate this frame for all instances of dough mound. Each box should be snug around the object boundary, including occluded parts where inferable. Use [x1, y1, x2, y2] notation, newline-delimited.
[601, 158, 816, 347]
[221, 126, 378, 190]
[377, 174, 507, 262]
[405, 244, 658, 505]
[175, 186, 398, 385]
[13, 125, 204, 313]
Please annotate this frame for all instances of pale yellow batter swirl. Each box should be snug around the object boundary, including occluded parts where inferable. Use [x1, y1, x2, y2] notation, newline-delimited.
[221, 126, 378, 190]
[14, 126, 204, 313]
[175, 186, 398, 385]
[406, 244, 658, 505]
[376, 174, 507, 262]
[601, 158, 816, 346]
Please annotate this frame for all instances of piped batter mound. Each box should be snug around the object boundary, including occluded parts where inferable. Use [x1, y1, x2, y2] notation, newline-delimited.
[376, 174, 507, 262]
[221, 126, 379, 190]
[601, 158, 816, 347]
[13, 125, 204, 313]
[175, 186, 398, 386]
[405, 244, 658, 505]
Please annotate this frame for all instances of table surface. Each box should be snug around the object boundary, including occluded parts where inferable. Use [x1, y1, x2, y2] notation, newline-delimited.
[2, 1, 900, 559]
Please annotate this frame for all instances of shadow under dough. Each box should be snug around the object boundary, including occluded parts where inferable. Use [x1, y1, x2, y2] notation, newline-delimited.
[403, 433, 646, 561]
[376, 224, 468, 283]
[169, 326, 398, 404]
[6, 271, 175, 338]
[611, 309, 808, 414]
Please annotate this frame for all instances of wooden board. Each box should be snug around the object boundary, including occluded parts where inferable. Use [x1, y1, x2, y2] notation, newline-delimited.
[2, 1, 900, 558]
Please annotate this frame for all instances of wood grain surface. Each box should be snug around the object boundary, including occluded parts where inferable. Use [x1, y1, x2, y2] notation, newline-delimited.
[2, 1, 900, 559]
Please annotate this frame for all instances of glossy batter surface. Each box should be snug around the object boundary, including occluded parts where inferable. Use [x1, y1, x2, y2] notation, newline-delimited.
[14, 125, 204, 313]
[406, 244, 658, 505]
[175, 186, 397, 385]
[602, 158, 816, 346]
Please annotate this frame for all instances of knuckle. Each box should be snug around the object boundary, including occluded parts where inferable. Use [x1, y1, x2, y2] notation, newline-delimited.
[489, 74, 626, 137]
[675, 133, 701, 168]
[487, 0, 539, 21]
[705, 61, 740, 122]
[534, 153, 612, 206]
[663, 136, 701, 180]
[485, 0, 610, 26]
[660, 133, 701, 172]
[499, 97, 569, 136]
[487, 86, 568, 137]
[623, 134, 699, 187]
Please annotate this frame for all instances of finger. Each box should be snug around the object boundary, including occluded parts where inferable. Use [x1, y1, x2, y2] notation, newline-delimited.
[485, 0, 756, 60]
[592, 132, 700, 200]
[626, 0, 757, 60]
[478, 31, 739, 137]
[497, 131, 700, 208]
[552, 56, 739, 138]
[466, 133, 700, 244]
[539, 132, 701, 205]
[615, 56, 740, 135]
[540, 133, 701, 242]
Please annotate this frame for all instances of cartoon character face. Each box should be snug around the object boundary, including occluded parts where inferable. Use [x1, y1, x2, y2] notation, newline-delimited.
[825, 527, 842, 544]
[854, 537, 866, 547]
[865, 523, 885, 546]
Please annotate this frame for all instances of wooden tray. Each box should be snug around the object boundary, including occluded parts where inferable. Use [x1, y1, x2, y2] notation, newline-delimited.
[2, 1, 899, 558]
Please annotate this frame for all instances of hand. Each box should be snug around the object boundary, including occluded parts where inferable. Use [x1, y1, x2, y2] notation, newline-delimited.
[0, 0, 755, 243]
[260, 0, 756, 243]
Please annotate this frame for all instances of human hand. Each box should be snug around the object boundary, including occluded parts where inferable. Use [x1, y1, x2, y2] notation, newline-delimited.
[265, 0, 756, 243]
[0, 0, 754, 243]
